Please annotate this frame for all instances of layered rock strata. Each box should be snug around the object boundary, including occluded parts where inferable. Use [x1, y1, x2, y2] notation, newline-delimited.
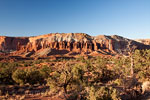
[0, 33, 149, 57]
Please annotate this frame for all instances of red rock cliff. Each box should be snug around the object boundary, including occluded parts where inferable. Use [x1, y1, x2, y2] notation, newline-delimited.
[0, 36, 29, 52]
[0, 33, 149, 57]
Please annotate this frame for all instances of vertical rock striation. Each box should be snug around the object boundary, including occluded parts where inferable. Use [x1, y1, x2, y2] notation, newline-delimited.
[0, 33, 150, 57]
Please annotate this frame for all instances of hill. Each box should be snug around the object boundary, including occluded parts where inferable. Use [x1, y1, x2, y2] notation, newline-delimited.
[0, 33, 150, 58]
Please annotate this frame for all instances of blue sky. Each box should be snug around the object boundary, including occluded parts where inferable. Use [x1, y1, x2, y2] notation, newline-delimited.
[0, 0, 150, 39]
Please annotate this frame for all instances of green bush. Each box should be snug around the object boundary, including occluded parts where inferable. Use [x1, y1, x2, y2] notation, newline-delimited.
[26, 68, 44, 85]
[0, 65, 17, 84]
[23, 61, 33, 67]
[12, 68, 45, 85]
[0, 62, 7, 68]
[12, 69, 27, 85]
[40, 65, 52, 79]
[34, 59, 43, 64]
[88, 86, 120, 100]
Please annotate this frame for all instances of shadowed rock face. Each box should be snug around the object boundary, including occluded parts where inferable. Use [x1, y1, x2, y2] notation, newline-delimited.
[0, 33, 150, 57]
[0, 36, 29, 52]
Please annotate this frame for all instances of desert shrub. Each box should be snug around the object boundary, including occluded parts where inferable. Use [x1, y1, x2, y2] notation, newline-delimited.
[88, 86, 120, 100]
[12, 69, 27, 85]
[26, 68, 44, 84]
[40, 65, 52, 79]
[93, 57, 117, 83]
[12, 68, 45, 85]
[89, 86, 97, 100]
[72, 64, 84, 83]
[70, 64, 86, 94]
[112, 56, 130, 77]
[137, 71, 150, 81]
[0, 65, 17, 84]
[0, 62, 7, 68]
[133, 50, 150, 70]
[46, 57, 123, 100]
[47, 63, 88, 100]
[48, 67, 73, 94]
[23, 61, 33, 67]
[97, 66, 115, 82]
[45, 59, 50, 62]
[133, 49, 150, 80]
[77, 56, 86, 63]
[34, 59, 43, 64]
[0, 62, 20, 68]
[10, 62, 20, 67]
[47, 71, 61, 93]
[113, 78, 124, 86]
[24, 63, 29, 67]
[96, 56, 109, 67]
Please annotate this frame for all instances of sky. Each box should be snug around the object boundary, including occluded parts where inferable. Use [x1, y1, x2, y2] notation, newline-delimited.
[0, 0, 150, 39]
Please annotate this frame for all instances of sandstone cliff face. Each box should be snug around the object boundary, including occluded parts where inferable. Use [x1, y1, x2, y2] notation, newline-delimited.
[0, 33, 149, 57]
[23, 33, 114, 54]
[0, 36, 29, 52]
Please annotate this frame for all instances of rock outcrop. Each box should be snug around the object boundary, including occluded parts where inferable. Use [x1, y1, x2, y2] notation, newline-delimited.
[135, 39, 150, 45]
[0, 33, 150, 57]
[0, 36, 29, 52]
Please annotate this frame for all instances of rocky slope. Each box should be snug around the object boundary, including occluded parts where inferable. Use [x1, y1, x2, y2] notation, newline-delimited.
[0, 33, 150, 57]
[135, 39, 150, 45]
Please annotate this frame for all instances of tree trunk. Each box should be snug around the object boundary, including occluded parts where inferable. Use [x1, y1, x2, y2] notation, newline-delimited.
[130, 55, 134, 76]
[63, 85, 67, 94]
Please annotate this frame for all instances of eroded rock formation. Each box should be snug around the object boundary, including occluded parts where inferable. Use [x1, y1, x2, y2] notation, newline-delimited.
[0, 33, 150, 57]
[0, 36, 29, 52]
[135, 39, 150, 45]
